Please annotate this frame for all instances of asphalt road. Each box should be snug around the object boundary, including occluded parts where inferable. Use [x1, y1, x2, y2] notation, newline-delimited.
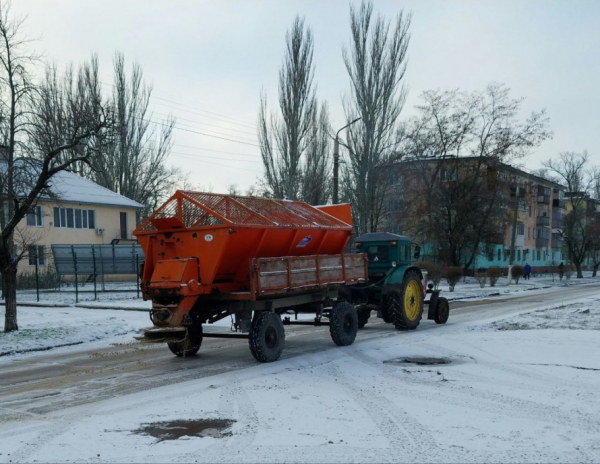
[1, 282, 599, 422]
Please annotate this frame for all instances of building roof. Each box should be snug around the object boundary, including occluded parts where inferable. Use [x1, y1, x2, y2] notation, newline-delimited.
[47, 170, 143, 209]
[393, 156, 567, 191]
[0, 159, 143, 209]
[355, 232, 410, 242]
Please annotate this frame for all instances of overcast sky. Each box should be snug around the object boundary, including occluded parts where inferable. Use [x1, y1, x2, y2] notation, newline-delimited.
[15, 0, 600, 193]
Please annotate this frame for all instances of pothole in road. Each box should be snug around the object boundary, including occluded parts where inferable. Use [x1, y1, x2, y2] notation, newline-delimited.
[133, 419, 236, 442]
[384, 357, 452, 366]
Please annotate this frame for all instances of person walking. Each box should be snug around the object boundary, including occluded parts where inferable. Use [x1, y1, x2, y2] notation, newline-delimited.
[558, 262, 564, 280]
[524, 263, 531, 280]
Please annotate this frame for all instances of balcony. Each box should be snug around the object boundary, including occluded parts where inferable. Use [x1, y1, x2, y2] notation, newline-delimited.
[536, 216, 550, 227]
[552, 233, 564, 249]
[551, 213, 564, 229]
[536, 237, 549, 247]
[537, 195, 550, 204]
[515, 235, 524, 247]
[553, 198, 566, 209]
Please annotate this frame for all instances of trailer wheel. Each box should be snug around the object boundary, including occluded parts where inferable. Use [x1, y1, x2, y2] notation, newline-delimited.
[357, 305, 371, 329]
[167, 326, 203, 358]
[249, 311, 285, 363]
[434, 297, 450, 324]
[329, 302, 358, 346]
[390, 271, 423, 330]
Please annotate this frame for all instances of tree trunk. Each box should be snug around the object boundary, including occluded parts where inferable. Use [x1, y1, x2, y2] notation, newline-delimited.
[575, 262, 583, 279]
[3, 263, 18, 332]
[593, 264, 599, 277]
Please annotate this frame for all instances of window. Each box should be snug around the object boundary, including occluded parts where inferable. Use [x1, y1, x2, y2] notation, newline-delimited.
[28, 245, 45, 266]
[497, 249, 501, 261]
[441, 168, 457, 182]
[53, 207, 96, 229]
[27, 205, 43, 227]
[516, 223, 524, 235]
[367, 245, 389, 263]
[517, 250, 521, 261]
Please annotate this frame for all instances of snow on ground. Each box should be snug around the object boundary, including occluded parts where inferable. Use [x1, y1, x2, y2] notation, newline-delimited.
[0, 305, 149, 358]
[1, 274, 599, 361]
[1, 294, 599, 463]
[437, 271, 599, 301]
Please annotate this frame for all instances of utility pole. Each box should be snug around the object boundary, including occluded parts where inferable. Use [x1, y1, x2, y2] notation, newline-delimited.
[333, 117, 361, 204]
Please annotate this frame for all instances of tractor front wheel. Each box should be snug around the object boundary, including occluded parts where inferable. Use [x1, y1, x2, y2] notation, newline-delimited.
[249, 311, 285, 362]
[388, 272, 424, 330]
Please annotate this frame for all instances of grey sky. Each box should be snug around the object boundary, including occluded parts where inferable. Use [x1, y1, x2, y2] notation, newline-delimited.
[16, 0, 600, 193]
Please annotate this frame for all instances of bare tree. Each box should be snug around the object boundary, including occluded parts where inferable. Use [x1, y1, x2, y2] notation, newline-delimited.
[543, 151, 596, 278]
[398, 84, 551, 271]
[342, 1, 411, 234]
[0, 6, 111, 333]
[85, 52, 176, 222]
[259, 16, 317, 201]
[301, 102, 331, 205]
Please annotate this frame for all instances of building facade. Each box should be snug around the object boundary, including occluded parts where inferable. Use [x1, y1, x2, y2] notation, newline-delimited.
[382, 157, 567, 271]
[3, 168, 142, 274]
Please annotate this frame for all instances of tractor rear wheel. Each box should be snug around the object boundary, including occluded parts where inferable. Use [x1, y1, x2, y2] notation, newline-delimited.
[249, 311, 285, 362]
[357, 305, 371, 329]
[434, 297, 450, 324]
[167, 326, 203, 357]
[389, 272, 424, 330]
[329, 301, 358, 346]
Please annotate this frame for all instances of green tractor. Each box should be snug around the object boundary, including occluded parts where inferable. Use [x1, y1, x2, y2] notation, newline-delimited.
[347, 232, 449, 330]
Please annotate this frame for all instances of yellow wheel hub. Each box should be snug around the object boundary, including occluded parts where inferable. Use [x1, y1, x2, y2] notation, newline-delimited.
[404, 280, 422, 321]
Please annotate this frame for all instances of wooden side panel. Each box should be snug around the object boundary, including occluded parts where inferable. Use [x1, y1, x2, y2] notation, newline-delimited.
[251, 253, 367, 296]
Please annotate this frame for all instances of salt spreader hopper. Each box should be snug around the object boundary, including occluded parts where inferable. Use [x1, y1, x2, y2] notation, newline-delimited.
[134, 191, 367, 362]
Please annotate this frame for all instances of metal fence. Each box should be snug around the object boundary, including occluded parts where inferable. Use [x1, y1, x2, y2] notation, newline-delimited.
[51, 244, 145, 302]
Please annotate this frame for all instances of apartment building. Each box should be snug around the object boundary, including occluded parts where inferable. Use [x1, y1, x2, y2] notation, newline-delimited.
[383, 157, 567, 270]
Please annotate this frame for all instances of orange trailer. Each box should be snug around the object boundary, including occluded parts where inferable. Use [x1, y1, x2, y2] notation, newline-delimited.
[134, 191, 367, 362]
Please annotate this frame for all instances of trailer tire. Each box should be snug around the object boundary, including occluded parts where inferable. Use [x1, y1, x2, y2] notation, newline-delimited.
[249, 311, 285, 363]
[167, 327, 203, 358]
[434, 297, 450, 324]
[390, 271, 423, 330]
[357, 305, 371, 329]
[329, 301, 358, 346]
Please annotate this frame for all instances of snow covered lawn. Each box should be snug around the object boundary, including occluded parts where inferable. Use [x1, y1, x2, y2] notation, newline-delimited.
[0, 305, 148, 358]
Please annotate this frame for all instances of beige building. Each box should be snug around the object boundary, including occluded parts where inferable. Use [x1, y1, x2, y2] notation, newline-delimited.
[12, 169, 142, 274]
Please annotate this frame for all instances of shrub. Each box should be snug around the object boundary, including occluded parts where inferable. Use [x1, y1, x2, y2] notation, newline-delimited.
[511, 265, 525, 284]
[443, 266, 463, 292]
[475, 272, 488, 288]
[415, 261, 442, 290]
[487, 267, 503, 287]
[564, 264, 574, 280]
[16, 266, 60, 290]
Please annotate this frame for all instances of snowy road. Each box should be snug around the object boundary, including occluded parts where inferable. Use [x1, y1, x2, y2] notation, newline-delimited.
[1, 283, 599, 463]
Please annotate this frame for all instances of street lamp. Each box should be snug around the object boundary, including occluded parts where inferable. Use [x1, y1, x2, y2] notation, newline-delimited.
[333, 117, 361, 204]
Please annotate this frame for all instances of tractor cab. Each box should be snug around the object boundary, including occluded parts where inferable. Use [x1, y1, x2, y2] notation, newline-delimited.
[353, 232, 417, 283]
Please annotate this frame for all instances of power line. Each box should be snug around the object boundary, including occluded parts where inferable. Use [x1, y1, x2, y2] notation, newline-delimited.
[170, 151, 262, 163]
[172, 144, 262, 159]
[149, 99, 257, 131]
[143, 117, 260, 147]
[156, 115, 258, 144]
[151, 110, 257, 137]
[151, 95, 257, 128]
